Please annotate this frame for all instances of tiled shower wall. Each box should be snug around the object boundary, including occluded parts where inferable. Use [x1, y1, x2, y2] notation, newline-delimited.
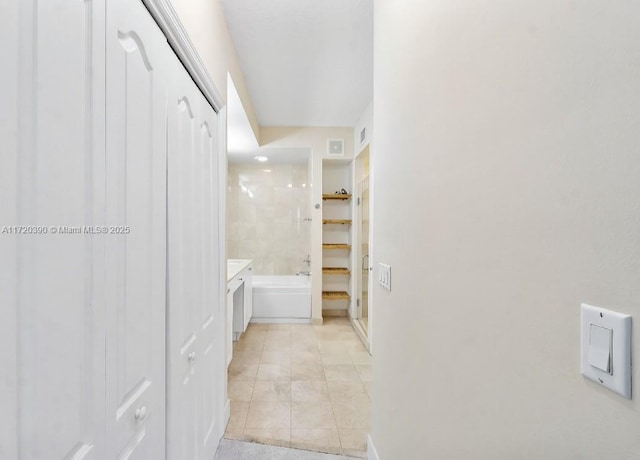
[227, 163, 311, 275]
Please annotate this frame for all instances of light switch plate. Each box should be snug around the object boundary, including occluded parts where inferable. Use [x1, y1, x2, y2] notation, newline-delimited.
[580, 303, 632, 399]
[378, 263, 391, 290]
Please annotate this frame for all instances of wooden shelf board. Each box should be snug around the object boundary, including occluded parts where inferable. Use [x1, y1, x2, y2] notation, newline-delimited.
[322, 194, 352, 201]
[322, 267, 351, 275]
[323, 219, 352, 225]
[322, 243, 351, 250]
[322, 291, 351, 300]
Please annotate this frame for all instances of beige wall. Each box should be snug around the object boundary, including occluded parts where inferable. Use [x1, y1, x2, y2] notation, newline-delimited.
[372, 1, 640, 459]
[172, 0, 259, 140]
[227, 163, 310, 275]
[261, 127, 354, 323]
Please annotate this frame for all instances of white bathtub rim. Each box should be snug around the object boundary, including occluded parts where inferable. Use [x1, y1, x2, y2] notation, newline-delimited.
[250, 317, 312, 324]
[252, 275, 311, 290]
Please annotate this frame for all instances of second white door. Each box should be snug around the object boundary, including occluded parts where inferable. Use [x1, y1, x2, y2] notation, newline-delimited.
[166, 50, 221, 460]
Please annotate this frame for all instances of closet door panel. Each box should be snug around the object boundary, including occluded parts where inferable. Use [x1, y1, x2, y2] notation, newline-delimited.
[3, 1, 106, 458]
[198, 97, 221, 455]
[167, 58, 221, 460]
[167, 87, 198, 460]
[105, 1, 168, 458]
[0, 2, 19, 457]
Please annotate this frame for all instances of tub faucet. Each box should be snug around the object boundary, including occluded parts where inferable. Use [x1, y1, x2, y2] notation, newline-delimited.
[296, 271, 312, 276]
[303, 254, 311, 266]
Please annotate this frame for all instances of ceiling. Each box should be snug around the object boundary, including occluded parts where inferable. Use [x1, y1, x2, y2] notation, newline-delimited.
[221, 0, 373, 128]
[227, 72, 311, 164]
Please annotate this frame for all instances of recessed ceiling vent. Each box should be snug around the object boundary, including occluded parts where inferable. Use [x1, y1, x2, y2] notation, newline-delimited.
[327, 139, 344, 156]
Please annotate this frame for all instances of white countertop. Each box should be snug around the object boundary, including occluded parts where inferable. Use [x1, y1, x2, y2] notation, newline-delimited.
[227, 259, 252, 282]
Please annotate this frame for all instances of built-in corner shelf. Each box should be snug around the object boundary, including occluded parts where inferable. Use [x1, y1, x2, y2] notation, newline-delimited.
[322, 243, 351, 250]
[322, 194, 352, 201]
[322, 291, 351, 300]
[322, 172, 352, 317]
[323, 219, 352, 225]
[322, 267, 351, 275]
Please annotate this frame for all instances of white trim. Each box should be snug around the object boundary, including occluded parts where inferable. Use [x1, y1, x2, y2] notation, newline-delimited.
[350, 317, 371, 353]
[367, 149, 374, 355]
[224, 398, 231, 428]
[142, 0, 225, 112]
[367, 434, 379, 460]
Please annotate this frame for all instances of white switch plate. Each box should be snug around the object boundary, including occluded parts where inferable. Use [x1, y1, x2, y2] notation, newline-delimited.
[580, 303, 632, 399]
[378, 263, 391, 290]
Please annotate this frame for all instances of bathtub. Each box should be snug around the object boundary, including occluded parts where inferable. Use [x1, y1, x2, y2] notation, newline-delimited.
[251, 275, 312, 323]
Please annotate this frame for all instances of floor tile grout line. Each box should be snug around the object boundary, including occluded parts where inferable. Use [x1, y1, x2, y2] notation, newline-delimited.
[241, 341, 263, 437]
[228, 318, 368, 455]
[327, 367, 345, 455]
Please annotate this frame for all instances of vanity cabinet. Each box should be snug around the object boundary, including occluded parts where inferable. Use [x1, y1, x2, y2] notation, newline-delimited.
[226, 260, 253, 366]
[240, 266, 253, 333]
[226, 277, 241, 367]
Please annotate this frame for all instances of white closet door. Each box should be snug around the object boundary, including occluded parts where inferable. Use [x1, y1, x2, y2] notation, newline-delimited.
[167, 53, 221, 460]
[105, 1, 168, 458]
[0, 0, 107, 458]
[167, 68, 198, 460]
[0, 1, 106, 458]
[197, 88, 222, 458]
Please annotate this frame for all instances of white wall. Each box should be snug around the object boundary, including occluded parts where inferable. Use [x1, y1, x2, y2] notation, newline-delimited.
[171, 0, 259, 140]
[260, 127, 354, 323]
[372, 1, 640, 459]
[354, 100, 372, 154]
[322, 162, 352, 195]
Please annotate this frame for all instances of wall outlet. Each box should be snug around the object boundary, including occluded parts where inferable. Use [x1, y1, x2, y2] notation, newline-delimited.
[378, 263, 391, 290]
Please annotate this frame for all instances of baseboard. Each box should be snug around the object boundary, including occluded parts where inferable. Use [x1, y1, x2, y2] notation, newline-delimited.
[224, 398, 231, 429]
[349, 317, 370, 352]
[312, 317, 324, 325]
[249, 318, 312, 324]
[367, 434, 379, 460]
[322, 308, 348, 317]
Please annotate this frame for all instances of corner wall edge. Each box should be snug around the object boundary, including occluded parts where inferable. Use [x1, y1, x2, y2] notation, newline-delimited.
[367, 433, 379, 460]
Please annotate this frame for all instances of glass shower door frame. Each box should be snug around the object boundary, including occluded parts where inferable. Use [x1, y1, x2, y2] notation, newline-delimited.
[355, 174, 370, 337]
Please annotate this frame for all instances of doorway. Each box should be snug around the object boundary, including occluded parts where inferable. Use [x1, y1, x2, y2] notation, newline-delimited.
[353, 146, 371, 346]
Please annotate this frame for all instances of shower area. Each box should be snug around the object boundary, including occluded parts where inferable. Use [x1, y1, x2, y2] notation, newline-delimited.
[227, 155, 313, 322]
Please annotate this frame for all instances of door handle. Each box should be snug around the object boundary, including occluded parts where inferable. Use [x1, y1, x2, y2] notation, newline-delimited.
[135, 406, 148, 422]
[188, 351, 196, 362]
[362, 254, 369, 270]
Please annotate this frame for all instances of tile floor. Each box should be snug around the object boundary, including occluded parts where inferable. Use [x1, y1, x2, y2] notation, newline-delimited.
[214, 439, 360, 460]
[225, 318, 372, 458]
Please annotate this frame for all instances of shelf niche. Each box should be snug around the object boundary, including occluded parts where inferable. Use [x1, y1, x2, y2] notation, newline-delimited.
[322, 161, 352, 318]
